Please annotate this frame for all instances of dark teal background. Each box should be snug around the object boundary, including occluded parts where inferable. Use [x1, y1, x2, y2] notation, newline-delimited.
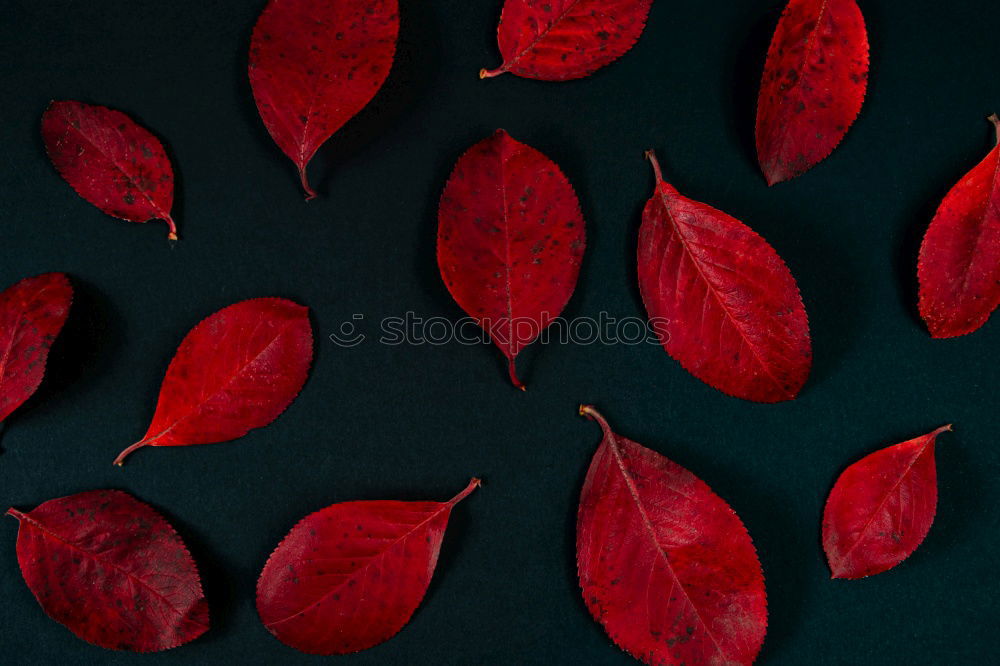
[1, 1, 997, 663]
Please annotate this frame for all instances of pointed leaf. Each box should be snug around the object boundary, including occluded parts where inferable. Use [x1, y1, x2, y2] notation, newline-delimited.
[114, 298, 313, 465]
[918, 115, 1000, 338]
[577, 406, 768, 665]
[755, 0, 869, 185]
[6, 490, 209, 651]
[637, 151, 811, 402]
[0, 273, 73, 424]
[481, 0, 653, 81]
[823, 426, 950, 579]
[42, 101, 178, 239]
[256, 478, 480, 654]
[249, 0, 399, 199]
[437, 130, 585, 388]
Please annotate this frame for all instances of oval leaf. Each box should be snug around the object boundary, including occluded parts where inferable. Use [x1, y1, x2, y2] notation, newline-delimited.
[6, 490, 209, 651]
[577, 406, 768, 665]
[0, 273, 73, 424]
[114, 298, 313, 465]
[823, 426, 950, 579]
[256, 478, 480, 654]
[637, 151, 811, 402]
[249, 0, 399, 199]
[918, 115, 1000, 338]
[755, 0, 869, 185]
[437, 129, 585, 388]
[481, 0, 652, 81]
[42, 101, 178, 239]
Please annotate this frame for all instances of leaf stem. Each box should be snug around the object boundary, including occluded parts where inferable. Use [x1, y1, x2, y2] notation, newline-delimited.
[990, 114, 1000, 143]
[579, 404, 613, 440]
[507, 358, 526, 391]
[298, 165, 318, 201]
[163, 214, 179, 241]
[6, 507, 25, 520]
[645, 149, 665, 183]
[479, 66, 506, 79]
[113, 441, 146, 467]
[448, 478, 482, 505]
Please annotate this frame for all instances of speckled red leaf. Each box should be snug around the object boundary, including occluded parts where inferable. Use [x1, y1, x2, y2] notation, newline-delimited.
[256, 478, 480, 654]
[0, 273, 72, 424]
[823, 426, 950, 580]
[41, 101, 178, 239]
[6, 490, 209, 651]
[113, 298, 313, 465]
[249, 0, 399, 199]
[437, 130, 585, 389]
[918, 115, 1000, 338]
[755, 0, 869, 185]
[577, 406, 767, 665]
[481, 0, 652, 81]
[637, 151, 811, 403]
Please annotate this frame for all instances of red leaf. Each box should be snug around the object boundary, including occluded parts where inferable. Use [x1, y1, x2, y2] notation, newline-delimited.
[755, 0, 869, 185]
[0, 273, 73, 424]
[637, 151, 811, 403]
[6, 490, 209, 651]
[822, 426, 950, 579]
[918, 115, 1000, 338]
[249, 0, 399, 199]
[481, 0, 652, 81]
[577, 406, 768, 665]
[256, 478, 480, 654]
[437, 130, 585, 388]
[42, 101, 178, 239]
[114, 298, 313, 465]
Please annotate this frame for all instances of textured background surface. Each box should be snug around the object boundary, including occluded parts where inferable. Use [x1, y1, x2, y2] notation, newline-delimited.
[1, 1, 997, 663]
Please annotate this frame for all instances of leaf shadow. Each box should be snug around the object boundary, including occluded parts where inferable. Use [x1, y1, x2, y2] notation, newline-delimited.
[787, 217, 866, 394]
[311, 1, 441, 196]
[725, 2, 780, 173]
[562, 440, 594, 623]
[891, 138, 986, 329]
[233, 2, 289, 179]
[157, 506, 240, 646]
[652, 433, 810, 660]
[921, 428, 982, 567]
[414, 124, 511, 387]
[13, 277, 123, 425]
[578, 414, 810, 659]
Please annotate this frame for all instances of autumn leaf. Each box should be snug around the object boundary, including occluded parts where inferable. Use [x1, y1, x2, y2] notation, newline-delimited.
[481, 0, 653, 81]
[438, 130, 585, 388]
[918, 115, 1000, 338]
[0, 273, 73, 424]
[256, 478, 480, 654]
[823, 426, 950, 579]
[42, 101, 179, 239]
[577, 406, 768, 665]
[114, 298, 313, 465]
[7, 490, 209, 651]
[638, 150, 811, 402]
[249, 0, 399, 198]
[755, 0, 869, 185]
